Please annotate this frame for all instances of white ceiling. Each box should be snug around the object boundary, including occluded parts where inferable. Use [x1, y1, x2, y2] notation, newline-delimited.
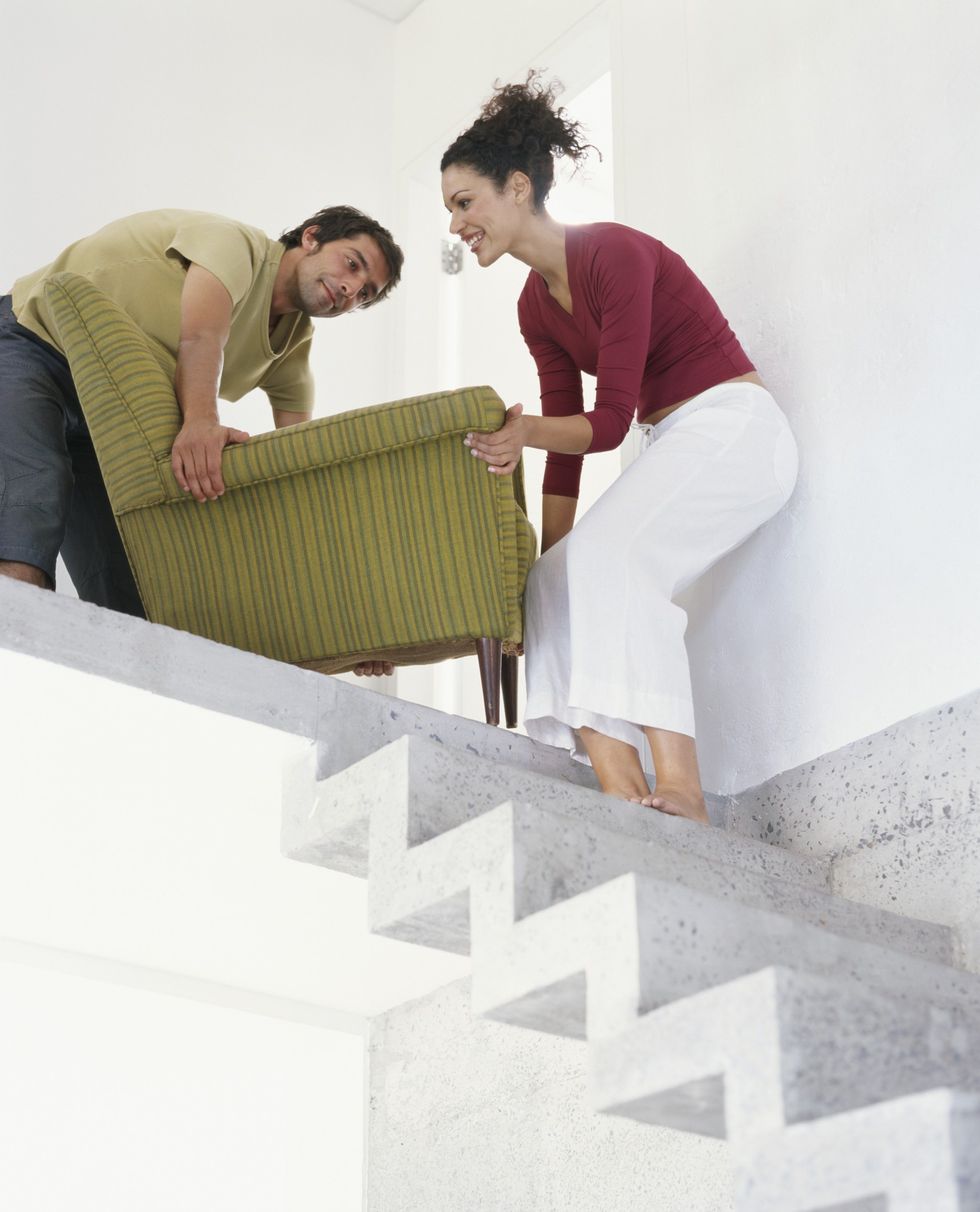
[345, 0, 425, 22]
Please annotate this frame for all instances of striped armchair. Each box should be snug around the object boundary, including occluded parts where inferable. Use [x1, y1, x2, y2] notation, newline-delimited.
[44, 272, 537, 726]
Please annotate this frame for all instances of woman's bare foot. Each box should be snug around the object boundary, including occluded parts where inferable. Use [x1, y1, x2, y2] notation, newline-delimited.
[637, 727, 710, 824]
[578, 725, 709, 822]
[578, 727, 651, 800]
[633, 783, 709, 824]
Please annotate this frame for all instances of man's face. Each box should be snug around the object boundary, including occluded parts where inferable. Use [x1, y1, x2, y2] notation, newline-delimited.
[295, 229, 390, 318]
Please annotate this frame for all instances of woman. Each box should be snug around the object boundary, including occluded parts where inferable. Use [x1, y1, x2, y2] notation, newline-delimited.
[440, 74, 797, 824]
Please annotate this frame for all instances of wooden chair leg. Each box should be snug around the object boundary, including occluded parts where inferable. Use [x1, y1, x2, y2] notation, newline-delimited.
[476, 637, 502, 726]
[502, 653, 518, 730]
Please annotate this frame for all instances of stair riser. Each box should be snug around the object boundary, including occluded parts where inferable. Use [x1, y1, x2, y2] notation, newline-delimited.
[832, 815, 980, 971]
[372, 796, 951, 968]
[285, 734, 827, 889]
[297, 739, 952, 977]
[592, 968, 980, 1141]
[734, 1089, 980, 1211]
[474, 873, 980, 1042]
[727, 692, 980, 865]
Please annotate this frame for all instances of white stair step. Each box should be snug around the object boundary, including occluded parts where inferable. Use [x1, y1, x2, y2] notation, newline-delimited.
[472, 868, 980, 1041]
[288, 736, 953, 973]
[286, 736, 967, 1045]
[284, 732, 827, 887]
[735, 1088, 980, 1211]
[373, 794, 952, 970]
[591, 965, 980, 1140]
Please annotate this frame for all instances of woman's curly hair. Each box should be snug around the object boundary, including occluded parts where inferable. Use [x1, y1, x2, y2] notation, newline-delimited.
[441, 71, 596, 209]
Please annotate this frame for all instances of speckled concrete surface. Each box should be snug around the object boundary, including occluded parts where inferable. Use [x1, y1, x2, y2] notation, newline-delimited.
[335, 715, 980, 1210]
[833, 814, 980, 968]
[288, 725, 980, 1207]
[723, 688, 980, 968]
[370, 741, 947, 962]
[726, 691, 979, 861]
[473, 869, 980, 1042]
[286, 732, 974, 1051]
[736, 1088, 980, 1211]
[367, 976, 733, 1212]
[285, 733, 827, 889]
[592, 967, 980, 1143]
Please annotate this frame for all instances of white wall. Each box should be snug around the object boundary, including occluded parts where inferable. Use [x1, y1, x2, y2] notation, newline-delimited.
[391, 0, 606, 167]
[367, 977, 731, 1211]
[0, 961, 363, 1212]
[614, 0, 980, 790]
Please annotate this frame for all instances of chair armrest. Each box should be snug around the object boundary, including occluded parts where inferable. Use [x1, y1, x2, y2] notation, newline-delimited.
[213, 387, 506, 495]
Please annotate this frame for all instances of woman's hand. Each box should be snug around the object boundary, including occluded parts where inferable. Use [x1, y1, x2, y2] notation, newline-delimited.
[464, 403, 527, 475]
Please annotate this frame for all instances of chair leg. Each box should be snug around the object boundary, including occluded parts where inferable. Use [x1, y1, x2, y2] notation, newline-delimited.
[502, 653, 518, 730]
[476, 638, 502, 726]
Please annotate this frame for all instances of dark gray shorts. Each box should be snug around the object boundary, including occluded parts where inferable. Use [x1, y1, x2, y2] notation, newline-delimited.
[0, 294, 144, 616]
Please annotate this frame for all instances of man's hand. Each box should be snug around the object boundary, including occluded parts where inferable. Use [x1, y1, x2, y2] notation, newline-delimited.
[464, 403, 527, 475]
[353, 660, 394, 677]
[172, 418, 249, 502]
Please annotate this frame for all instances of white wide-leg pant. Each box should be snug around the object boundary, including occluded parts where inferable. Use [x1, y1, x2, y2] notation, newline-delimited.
[523, 381, 798, 768]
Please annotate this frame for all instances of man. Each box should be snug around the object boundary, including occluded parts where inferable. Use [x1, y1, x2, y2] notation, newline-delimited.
[0, 206, 403, 616]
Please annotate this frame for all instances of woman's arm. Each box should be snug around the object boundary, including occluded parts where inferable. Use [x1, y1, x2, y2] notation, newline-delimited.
[541, 493, 577, 553]
[470, 239, 655, 483]
[467, 306, 591, 496]
[465, 406, 592, 475]
[524, 299, 588, 501]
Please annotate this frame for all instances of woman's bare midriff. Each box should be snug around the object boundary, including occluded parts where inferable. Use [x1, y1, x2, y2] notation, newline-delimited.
[639, 371, 766, 427]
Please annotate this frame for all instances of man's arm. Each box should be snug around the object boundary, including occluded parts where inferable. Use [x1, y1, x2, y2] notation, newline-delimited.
[272, 407, 313, 428]
[262, 334, 315, 429]
[170, 264, 250, 502]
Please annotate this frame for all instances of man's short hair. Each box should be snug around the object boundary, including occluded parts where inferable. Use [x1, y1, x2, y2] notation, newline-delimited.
[279, 206, 403, 306]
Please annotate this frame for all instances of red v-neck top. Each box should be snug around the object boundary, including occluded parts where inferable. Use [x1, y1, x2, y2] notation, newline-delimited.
[517, 222, 754, 498]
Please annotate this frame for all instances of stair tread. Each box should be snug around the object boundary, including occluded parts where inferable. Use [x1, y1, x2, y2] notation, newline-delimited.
[288, 736, 954, 971]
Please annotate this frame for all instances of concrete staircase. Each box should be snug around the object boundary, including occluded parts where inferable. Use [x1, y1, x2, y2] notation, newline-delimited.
[4, 579, 977, 1207]
[285, 708, 980, 1210]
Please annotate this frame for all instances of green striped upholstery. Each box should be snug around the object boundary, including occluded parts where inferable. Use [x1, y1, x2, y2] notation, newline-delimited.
[44, 272, 537, 673]
[43, 275, 181, 511]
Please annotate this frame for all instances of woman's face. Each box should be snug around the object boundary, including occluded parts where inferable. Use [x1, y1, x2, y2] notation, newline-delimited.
[441, 164, 525, 267]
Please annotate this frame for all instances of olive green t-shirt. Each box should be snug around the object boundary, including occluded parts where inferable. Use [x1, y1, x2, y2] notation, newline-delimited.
[11, 209, 314, 412]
